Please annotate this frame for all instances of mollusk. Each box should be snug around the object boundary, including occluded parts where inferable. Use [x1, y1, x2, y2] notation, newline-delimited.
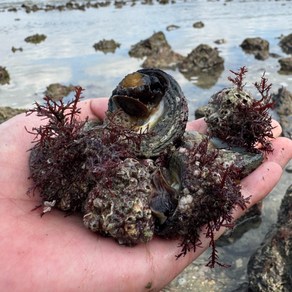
[107, 68, 188, 157]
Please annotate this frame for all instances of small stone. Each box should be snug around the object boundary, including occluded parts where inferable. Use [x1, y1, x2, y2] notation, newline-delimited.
[93, 39, 120, 53]
[193, 21, 204, 28]
[44, 83, 76, 101]
[24, 34, 47, 44]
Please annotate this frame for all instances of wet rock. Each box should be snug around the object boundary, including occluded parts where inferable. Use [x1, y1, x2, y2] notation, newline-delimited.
[166, 24, 180, 31]
[11, 46, 23, 53]
[21, 4, 41, 13]
[7, 7, 17, 12]
[279, 33, 292, 54]
[114, 1, 127, 9]
[142, 49, 183, 69]
[247, 184, 292, 292]
[129, 31, 171, 58]
[214, 38, 226, 45]
[0, 107, 26, 124]
[24, 34, 47, 44]
[278, 57, 292, 74]
[193, 21, 204, 28]
[178, 44, 224, 73]
[93, 39, 121, 53]
[178, 44, 224, 88]
[240, 37, 269, 60]
[272, 87, 292, 138]
[5, 1, 111, 13]
[129, 31, 183, 69]
[269, 52, 281, 58]
[44, 83, 76, 101]
[0, 66, 10, 85]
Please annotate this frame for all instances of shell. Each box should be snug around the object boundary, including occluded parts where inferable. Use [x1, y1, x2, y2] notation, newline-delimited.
[83, 158, 157, 245]
[107, 68, 188, 157]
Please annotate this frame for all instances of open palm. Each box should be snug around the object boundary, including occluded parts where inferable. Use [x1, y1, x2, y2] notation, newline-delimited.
[0, 98, 291, 291]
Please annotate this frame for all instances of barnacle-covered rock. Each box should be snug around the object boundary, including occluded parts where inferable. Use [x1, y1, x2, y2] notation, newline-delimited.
[107, 68, 188, 157]
[240, 37, 269, 60]
[178, 44, 224, 88]
[83, 158, 157, 245]
[204, 68, 274, 153]
[128, 32, 184, 69]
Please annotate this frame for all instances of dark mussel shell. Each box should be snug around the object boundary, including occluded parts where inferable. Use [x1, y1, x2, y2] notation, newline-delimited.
[107, 68, 188, 157]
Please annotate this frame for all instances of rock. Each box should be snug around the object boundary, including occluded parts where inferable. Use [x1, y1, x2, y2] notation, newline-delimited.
[166, 24, 180, 31]
[24, 34, 47, 44]
[193, 21, 204, 28]
[129, 31, 183, 69]
[279, 33, 292, 54]
[129, 31, 171, 58]
[44, 83, 76, 101]
[142, 49, 184, 69]
[0, 66, 10, 85]
[178, 44, 224, 88]
[214, 38, 226, 45]
[279, 57, 292, 73]
[0, 107, 26, 124]
[272, 87, 292, 138]
[93, 39, 121, 53]
[178, 44, 224, 73]
[272, 87, 292, 116]
[247, 185, 292, 292]
[11, 46, 23, 53]
[240, 37, 269, 60]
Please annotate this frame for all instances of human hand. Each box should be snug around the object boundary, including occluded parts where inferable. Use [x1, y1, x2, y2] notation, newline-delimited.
[0, 98, 291, 291]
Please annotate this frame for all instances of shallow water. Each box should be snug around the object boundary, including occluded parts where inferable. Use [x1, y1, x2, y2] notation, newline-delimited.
[0, 0, 291, 290]
[0, 0, 292, 114]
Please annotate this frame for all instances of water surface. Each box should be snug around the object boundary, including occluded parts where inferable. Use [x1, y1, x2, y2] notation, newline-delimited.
[1, 0, 291, 114]
[0, 1, 291, 290]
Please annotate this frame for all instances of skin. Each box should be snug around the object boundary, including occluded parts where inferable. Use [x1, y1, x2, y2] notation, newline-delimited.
[0, 97, 291, 291]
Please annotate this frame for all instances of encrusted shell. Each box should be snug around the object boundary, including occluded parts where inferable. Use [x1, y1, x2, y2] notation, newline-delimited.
[83, 158, 156, 245]
[107, 68, 188, 157]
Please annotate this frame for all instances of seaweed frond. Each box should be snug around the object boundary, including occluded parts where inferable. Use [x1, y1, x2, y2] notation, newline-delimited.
[27, 86, 86, 147]
[228, 66, 248, 91]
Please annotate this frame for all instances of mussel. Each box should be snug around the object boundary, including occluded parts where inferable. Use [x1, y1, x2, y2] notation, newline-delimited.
[107, 68, 188, 157]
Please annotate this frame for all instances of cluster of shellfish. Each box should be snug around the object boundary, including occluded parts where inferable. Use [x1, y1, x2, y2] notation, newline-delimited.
[29, 68, 273, 265]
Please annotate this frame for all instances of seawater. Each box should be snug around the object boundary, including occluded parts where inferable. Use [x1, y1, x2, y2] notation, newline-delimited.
[0, 1, 291, 290]
[0, 0, 291, 114]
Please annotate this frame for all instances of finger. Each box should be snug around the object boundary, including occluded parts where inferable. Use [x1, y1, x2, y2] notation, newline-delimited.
[88, 98, 109, 120]
[186, 118, 208, 133]
[265, 137, 292, 168]
[271, 119, 282, 138]
[240, 161, 283, 207]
